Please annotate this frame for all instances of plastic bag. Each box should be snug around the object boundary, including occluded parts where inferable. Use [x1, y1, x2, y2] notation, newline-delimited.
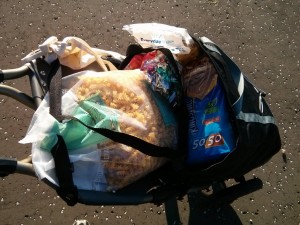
[183, 54, 236, 166]
[20, 70, 178, 191]
[124, 48, 181, 108]
[181, 55, 218, 100]
[186, 80, 236, 166]
[22, 36, 124, 70]
[123, 23, 194, 54]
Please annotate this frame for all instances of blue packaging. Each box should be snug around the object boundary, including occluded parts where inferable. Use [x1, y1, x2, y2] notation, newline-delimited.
[186, 80, 236, 166]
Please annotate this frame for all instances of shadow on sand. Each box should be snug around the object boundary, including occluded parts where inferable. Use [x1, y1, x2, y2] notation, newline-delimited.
[187, 191, 242, 225]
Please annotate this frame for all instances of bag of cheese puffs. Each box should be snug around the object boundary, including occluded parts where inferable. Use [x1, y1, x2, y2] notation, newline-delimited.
[21, 69, 178, 192]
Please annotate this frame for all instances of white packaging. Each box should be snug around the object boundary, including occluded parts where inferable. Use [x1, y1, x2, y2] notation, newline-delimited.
[123, 23, 194, 54]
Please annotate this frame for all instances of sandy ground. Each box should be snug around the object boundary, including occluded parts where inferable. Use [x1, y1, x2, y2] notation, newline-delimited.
[0, 0, 299, 224]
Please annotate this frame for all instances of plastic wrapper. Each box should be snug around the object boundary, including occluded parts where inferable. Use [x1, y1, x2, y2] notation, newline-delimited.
[183, 53, 236, 166]
[175, 42, 200, 66]
[123, 23, 194, 54]
[123, 22, 202, 67]
[181, 55, 218, 100]
[124, 49, 181, 108]
[185, 81, 236, 166]
[20, 70, 178, 191]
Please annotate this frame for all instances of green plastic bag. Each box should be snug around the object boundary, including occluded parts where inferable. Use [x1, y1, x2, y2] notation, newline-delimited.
[41, 95, 120, 151]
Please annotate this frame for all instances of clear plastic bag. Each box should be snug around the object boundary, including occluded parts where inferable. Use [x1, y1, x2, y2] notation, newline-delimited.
[20, 69, 178, 191]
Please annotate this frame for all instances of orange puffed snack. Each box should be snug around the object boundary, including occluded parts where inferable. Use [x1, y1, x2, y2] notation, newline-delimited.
[74, 70, 177, 190]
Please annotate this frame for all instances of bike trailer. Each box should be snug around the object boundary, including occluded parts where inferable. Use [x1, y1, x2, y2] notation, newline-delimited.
[0, 24, 281, 225]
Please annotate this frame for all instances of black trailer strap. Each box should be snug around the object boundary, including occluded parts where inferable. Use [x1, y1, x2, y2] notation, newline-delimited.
[0, 158, 17, 177]
[47, 60, 78, 205]
[47, 59, 63, 122]
[0, 70, 4, 83]
[63, 115, 181, 159]
[51, 135, 78, 206]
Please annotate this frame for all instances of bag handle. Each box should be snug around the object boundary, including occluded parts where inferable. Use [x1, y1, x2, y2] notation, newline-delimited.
[22, 36, 119, 71]
[46, 38, 118, 121]
[59, 37, 118, 71]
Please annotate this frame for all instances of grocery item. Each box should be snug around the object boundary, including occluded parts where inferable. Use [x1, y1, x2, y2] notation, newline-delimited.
[123, 48, 181, 108]
[175, 42, 200, 66]
[22, 70, 178, 191]
[123, 23, 193, 54]
[181, 50, 236, 166]
[181, 55, 218, 100]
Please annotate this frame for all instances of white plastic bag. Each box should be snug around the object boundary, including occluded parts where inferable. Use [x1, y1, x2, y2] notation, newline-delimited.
[22, 36, 125, 70]
[123, 23, 194, 54]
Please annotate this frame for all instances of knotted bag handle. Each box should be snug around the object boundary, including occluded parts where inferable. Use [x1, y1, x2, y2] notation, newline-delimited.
[55, 36, 118, 71]
[22, 36, 120, 72]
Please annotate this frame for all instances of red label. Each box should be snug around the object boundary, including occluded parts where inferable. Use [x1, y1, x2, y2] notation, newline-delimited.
[205, 133, 225, 149]
[203, 116, 221, 125]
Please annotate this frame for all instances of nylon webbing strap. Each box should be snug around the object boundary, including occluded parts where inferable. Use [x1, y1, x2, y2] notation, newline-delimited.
[0, 70, 4, 83]
[47, 59, 63, 121]
[64, 115, 181, 159]
[51, 135, 78, 206]
[47, 60, 77, 206]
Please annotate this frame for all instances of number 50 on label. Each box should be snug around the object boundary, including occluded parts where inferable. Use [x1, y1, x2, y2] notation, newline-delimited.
[192, 133, 225, 150]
